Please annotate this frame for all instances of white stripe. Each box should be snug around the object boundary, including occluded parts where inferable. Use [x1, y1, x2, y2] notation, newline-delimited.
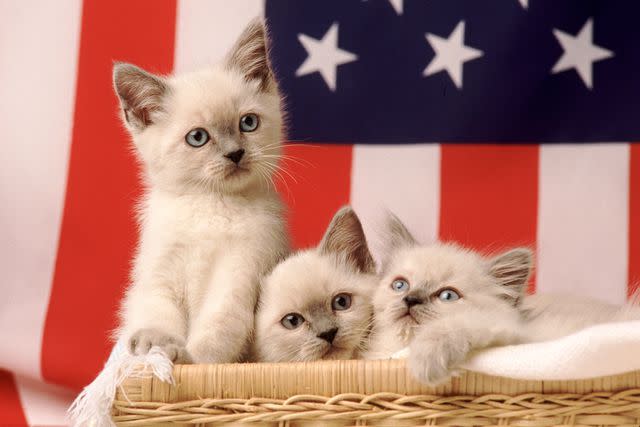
[174, 0, 265, 72]
[537, 144, 629, 304]
[0, 0, 82, 379]
[15, 376, 75, 427]
[351, 144, 441, 264]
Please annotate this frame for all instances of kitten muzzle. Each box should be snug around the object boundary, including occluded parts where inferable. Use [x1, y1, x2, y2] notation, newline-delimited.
[224, 149, 245, 165]
[317, 327, 338, 344]
[403, 295, 423, 308]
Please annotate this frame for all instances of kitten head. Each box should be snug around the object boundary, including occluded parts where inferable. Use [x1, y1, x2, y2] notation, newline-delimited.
[255, 207, 377, 362]
[113, 18, 283, 195]
[374, 213, 533, 342]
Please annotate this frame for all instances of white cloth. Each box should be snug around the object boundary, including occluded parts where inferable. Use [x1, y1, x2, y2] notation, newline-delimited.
[393, 320, 640, 380]
[68, 340, 174, 427]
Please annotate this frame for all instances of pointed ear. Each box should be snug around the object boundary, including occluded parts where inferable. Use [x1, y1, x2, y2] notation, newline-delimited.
[225, 17, 275, 91]
[319, 206, 376, 274]
[384, 212, 417, 251]
[113, 63, 168, 132]
[488, 248, 533, 305]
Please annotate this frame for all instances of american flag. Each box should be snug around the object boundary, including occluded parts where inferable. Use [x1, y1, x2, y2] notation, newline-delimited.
[1, 0, 639, 424]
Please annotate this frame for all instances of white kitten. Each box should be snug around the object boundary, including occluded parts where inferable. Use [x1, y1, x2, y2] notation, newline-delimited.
[254, 207, 377, 362]
[114, 19, 288, 363]
[368, 214, 640, 385]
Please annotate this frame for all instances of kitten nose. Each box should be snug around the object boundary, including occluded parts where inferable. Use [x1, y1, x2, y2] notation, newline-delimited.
[403, 296, 423, 308]
[317, 327, 338, 344]
[224, 149, 245, 164]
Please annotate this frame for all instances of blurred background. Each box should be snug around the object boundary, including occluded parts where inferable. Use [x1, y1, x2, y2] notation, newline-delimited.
[1, 0, 639, 424]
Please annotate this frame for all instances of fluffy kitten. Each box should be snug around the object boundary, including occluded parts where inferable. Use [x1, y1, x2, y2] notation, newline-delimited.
[114, 19, 288, 363]
[368, 214, 640, 385]
[254, 207, 377, 362]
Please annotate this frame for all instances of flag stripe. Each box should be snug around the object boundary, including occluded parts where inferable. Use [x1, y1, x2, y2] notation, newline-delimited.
[279, 144, 353, 249]
[351, 144, 440, 262]
[174, 0, 264, 73]
[537, 144, 629, 304]
[0, 0, 82, 380]
[629, 143, 640, 297]
[42, 0, 178, 390]
[0, 369, 28, 427]
[439, 144, 539, 289]
[15, 376, 75, 427]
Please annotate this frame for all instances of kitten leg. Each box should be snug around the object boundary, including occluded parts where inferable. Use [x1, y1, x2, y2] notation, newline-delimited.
[408, 324, 471, 386]
[186, 255, 260, 363]
[408, 308, 523, 385]
[121, 286, 191, 363]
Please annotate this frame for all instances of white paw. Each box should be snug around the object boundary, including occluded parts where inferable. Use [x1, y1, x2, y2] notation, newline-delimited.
[128, 328, 192, 363]
[408, 334, 469, 386]
[390, 347, 410, 359]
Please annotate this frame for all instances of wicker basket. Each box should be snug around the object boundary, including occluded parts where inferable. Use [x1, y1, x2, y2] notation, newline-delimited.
[112, 360, 640, 426]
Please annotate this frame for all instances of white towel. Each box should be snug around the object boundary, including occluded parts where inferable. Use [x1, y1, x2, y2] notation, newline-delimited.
[391, 320, 640, 380]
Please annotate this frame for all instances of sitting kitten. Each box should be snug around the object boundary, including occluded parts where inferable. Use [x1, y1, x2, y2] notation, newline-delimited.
[254, 207, 377, 362]
[368, 214, 640, 385]
[114, 19, 288, 363]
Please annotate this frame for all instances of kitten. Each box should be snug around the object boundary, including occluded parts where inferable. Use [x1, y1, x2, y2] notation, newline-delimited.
[114, 19, 288, 363]
[254, 207, 377, 362]
[368, 214, 640, 385]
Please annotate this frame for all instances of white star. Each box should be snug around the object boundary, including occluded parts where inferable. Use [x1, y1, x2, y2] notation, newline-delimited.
[295, 23, 358, 91]
[423, 21, 483, 89]
[518, 0, 528, 9]
[551, 18, 614, 89]
[387, 0, 403, 14]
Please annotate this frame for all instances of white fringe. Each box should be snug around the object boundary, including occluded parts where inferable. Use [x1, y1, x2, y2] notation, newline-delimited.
[67, 340, 174, 427]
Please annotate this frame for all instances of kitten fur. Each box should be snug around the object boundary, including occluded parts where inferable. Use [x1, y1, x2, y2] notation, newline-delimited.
[367, 213, 640, 385]
[254, 207, 377, 362]
[114, 18, 288, 363]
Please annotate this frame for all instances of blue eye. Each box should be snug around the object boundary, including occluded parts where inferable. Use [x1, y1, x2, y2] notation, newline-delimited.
[281, 313, 305, 330]
[437, 288, 461, 302]
[332, 293, 352, 311]
[185, 128, 210, 147]
[240, 113, 259, 132]
[391, 278, 410, 292]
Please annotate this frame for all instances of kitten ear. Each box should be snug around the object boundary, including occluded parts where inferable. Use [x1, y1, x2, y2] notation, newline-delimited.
[319, 206, 376, 274]
[113, 63, 168, 132]
[488, 248, 533, 304]
[225, 17, 275, 91]
[384, 212, 417, 251]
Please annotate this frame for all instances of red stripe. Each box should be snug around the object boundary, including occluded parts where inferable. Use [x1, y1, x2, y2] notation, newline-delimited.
[0, 370, 28, 427]
[439, 144, 539, 291]
[278, 143, 353, 249]
[629, 143, 640, 297]
[42, 0, 177, 389]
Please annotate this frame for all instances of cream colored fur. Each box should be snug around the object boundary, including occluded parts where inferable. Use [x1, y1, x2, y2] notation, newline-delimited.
[254, 207, 377, 362]
[115, 19, 288, 363]
[368, 214, 640, 385]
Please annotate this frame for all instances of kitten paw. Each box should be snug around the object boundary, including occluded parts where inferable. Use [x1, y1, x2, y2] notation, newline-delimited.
[128, 328, 193, 364]
[408, 334, 469, 386]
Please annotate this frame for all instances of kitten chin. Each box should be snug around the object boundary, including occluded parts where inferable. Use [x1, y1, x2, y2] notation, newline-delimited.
[115, 18, 289, 364]
[253, 207, 378, 362]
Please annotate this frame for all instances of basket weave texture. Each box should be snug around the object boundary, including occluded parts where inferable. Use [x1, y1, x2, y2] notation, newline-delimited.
[113, 360, 640, 426]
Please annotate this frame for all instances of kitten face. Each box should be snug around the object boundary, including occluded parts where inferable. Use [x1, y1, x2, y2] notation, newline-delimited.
[113, 19, 283, 195]
[375, 244, 501, 341]
[373, 214, 533, 345]
[256, 252, 375, 362]
[255, 207, 377, 362]
[139, 70, 281, 194]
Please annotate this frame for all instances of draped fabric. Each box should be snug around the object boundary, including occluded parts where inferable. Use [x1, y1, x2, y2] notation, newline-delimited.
[1, 1, 638, 424]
